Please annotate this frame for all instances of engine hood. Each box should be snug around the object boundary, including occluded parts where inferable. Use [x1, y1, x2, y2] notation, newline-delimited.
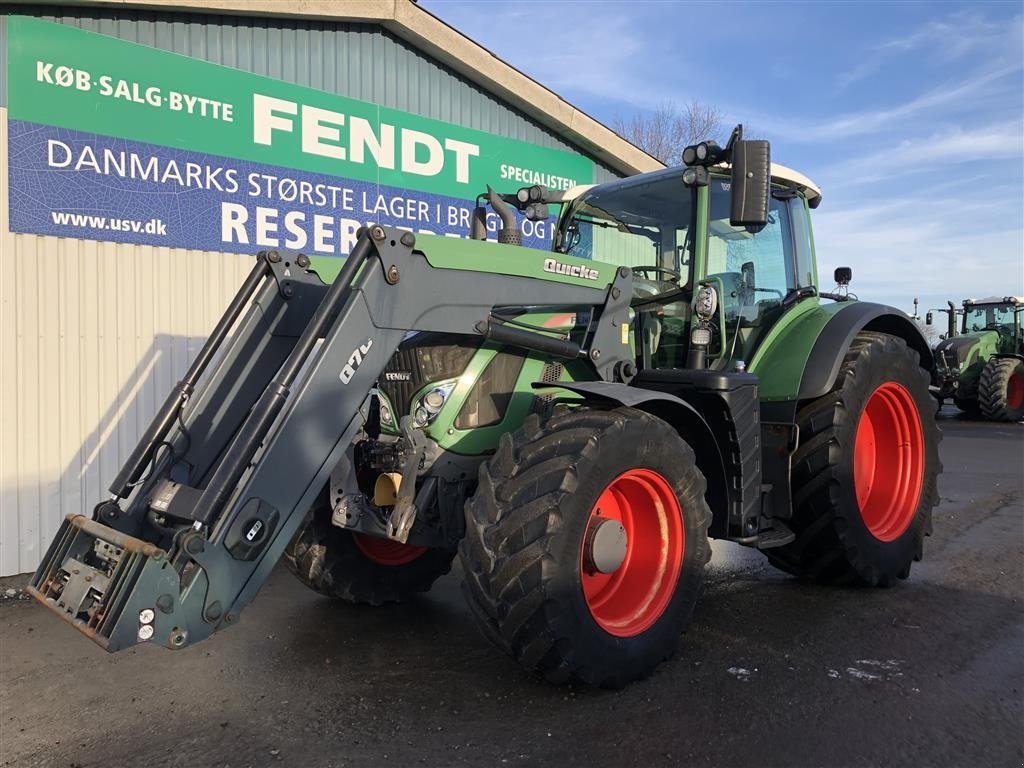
[934, 332, 994, 365]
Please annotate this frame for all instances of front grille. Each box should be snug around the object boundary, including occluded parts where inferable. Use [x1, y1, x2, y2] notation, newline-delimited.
[378, 334, 480, 414]
[529, 362, 565, 417]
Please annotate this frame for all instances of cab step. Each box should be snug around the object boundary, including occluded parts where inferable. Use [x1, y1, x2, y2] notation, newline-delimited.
[756, 519, 796, 549]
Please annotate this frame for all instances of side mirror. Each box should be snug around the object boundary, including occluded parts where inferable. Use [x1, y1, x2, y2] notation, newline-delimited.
[730, 139, 770, 227]
[740, 260, 756, 288]
[834, 266, 852, 285]
[739, 261, 756, 304]
[926, 312, 933, 326]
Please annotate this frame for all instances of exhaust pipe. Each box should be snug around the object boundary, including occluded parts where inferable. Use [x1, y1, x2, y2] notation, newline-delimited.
[487, 185, 522, 246]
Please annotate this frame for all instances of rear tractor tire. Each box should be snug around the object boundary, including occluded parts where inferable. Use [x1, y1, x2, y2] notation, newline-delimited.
[766, 331, 941, 586]
[284, 488, 457, 605]
[460, 407, 711, 687]
[978, 357, 1024, 422]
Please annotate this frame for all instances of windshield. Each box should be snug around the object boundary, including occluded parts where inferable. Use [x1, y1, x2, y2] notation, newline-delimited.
[963, 304, 1018, 333]
[555, 171, 695, 296]
[554, 171, 695, 369]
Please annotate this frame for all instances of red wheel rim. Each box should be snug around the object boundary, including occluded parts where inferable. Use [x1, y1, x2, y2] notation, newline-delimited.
[352, 533, 426, 566]
[853, 382, 925, 541]
[580, 469, 685, 638]
[1007, 372, 1024, 410]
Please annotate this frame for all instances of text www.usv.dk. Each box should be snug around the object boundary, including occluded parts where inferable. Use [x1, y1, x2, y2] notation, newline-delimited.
[51, 210, 168, 235]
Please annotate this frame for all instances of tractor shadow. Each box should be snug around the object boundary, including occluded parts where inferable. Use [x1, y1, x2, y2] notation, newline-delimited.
[7, 334, 206, 576]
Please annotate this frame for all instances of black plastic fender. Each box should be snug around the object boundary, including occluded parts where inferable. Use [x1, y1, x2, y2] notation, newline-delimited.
[799, 302, 933, 400]
[535, 380, 732, 536]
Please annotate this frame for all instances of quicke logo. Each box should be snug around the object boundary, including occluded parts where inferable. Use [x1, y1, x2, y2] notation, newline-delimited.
[543, 257, 599, 281]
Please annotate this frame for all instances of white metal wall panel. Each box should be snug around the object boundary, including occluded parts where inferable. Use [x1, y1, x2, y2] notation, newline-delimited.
[0, 108, 253, 575]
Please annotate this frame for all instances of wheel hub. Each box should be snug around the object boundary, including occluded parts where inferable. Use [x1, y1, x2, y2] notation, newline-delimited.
[579, 469, 685, 638]
[583, 516, 628, 574]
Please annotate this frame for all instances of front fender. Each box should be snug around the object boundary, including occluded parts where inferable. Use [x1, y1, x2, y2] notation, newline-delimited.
[538, 380, 732, 536]
[750, 301, 932, 402]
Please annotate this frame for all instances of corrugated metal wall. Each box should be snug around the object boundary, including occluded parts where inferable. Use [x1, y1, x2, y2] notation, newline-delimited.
[0, 8, 621, 183]
[0, 107, 255, 574]
[0, 7, 622, 575]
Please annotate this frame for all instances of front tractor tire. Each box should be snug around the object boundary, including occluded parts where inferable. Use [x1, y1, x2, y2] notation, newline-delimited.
[766, 331, 940, 586]
[978, 357, 1024, 422]
[284, 489, 457, 605]
[460, 407, 711, 688]
[953, 395, 981, 416]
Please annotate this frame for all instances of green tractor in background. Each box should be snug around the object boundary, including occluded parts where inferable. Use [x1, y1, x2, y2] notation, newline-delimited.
[929, 297, 1024, 421]
[30, 127, 943, 688]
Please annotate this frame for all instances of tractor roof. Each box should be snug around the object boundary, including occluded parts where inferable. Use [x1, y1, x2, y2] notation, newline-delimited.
[964, 296, 1023, 306]
[770, 164, 823, 208]
[559, 163, 823, 208]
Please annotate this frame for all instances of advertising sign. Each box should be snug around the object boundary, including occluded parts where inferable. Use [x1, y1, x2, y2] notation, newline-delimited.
[6, 16, 594, 255]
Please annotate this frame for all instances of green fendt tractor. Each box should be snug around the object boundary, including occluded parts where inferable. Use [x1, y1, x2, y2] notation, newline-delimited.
[29, 128, 941, 687]
[929, 297, 1024, 421]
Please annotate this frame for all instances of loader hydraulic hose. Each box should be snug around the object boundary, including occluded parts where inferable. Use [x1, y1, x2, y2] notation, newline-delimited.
[109, 256, 273, 498]
[192, 236, 376, 526]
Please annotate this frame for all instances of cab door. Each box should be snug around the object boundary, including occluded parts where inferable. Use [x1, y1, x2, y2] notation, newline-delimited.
[703, 178, 814, 366]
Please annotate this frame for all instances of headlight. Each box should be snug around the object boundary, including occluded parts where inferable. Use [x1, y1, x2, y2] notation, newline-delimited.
[412, 382, 456, 428]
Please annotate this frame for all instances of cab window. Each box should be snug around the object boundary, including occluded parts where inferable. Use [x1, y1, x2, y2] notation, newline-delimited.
[707, 180, 796, 322]
[788, 195, 815, 288]
[556, 172, 694, 291]
[556, 172, 697, 369]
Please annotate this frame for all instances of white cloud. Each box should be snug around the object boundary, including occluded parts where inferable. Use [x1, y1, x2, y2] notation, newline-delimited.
[751, 62, 1022, 143]
[812, 192, 1024, 310]
[878, 9, 1019, 59]
[817, 122, 1024, 187]
[834, 10, 1021, 91]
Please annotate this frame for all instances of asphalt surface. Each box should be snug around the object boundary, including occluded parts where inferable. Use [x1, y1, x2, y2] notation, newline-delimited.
[2, 406, 1021, 768]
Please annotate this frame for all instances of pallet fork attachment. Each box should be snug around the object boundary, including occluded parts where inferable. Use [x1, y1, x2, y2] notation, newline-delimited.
[28, 225, 634, 652]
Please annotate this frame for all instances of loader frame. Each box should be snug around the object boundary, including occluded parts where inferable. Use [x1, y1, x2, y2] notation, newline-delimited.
[29, 225, 636, 652]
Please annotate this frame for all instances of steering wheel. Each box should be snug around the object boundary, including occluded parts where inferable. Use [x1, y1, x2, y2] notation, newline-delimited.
[632, 265, 682, 282]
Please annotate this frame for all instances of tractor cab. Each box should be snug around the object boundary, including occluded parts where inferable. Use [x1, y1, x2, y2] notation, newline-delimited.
[551, 156, 825, 373]
[961, 297, 1023, 353]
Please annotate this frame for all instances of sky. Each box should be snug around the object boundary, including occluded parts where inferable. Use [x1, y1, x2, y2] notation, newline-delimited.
[422, 0, 1024, 315]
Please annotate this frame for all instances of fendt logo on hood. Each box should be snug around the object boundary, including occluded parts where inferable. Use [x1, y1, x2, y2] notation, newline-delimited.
[543, 258, 600, 281]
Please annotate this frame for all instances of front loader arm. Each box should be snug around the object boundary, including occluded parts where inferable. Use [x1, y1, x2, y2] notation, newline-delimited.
[28, 225, 633, 653]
